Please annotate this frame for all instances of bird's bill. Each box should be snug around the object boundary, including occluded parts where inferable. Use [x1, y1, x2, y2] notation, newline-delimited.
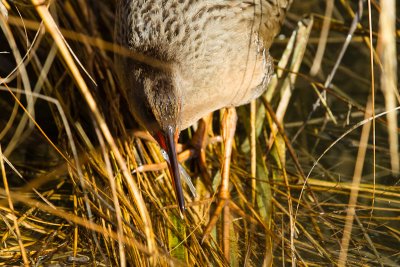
[156, 127, 185, 216]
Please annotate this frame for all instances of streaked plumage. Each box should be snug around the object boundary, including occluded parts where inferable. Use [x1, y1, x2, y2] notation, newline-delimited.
[114, 0, 291, 213]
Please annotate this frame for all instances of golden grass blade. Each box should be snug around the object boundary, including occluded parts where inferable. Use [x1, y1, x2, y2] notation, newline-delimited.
[29, 0, 156, 258]
[269, 19, 313, 146]
[0, 14, 35, 157]
[0, 146, 29, 266]
[1, 1, 399, 265]
[310, 0, 334, 76]
[367, 0, 377, 225]
[379, 0, 399, 175]
[338, 98, 373, 267]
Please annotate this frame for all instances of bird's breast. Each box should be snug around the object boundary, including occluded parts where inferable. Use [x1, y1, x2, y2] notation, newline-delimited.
[175, 35, 272, 130]
[115, 0, 278, 131]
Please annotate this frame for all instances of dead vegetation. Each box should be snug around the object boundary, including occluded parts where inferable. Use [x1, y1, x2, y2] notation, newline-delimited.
[0, 0, 399, 266]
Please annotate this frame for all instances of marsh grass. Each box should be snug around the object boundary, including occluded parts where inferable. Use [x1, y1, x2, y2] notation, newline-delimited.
[0, 0, 399, 266]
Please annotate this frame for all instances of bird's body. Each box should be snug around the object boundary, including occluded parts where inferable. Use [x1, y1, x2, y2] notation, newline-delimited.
[114, 0, 291, 213]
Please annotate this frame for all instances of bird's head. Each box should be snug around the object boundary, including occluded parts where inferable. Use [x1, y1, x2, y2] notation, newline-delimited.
[140, 68, 185, 215]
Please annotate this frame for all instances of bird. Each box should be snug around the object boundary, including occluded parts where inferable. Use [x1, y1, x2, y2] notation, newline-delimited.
[114, 0, 291, 217]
